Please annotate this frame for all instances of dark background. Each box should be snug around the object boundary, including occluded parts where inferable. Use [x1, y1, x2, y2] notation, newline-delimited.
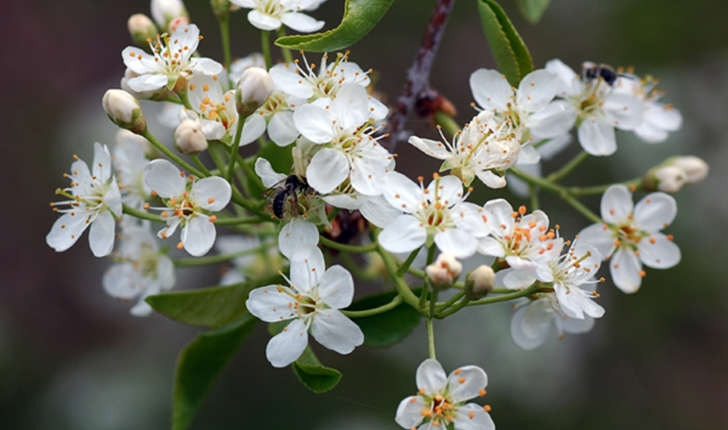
[2, 0, 727, 428]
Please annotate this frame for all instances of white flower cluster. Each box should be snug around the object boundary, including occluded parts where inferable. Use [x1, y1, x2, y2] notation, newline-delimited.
[43, 2, 708, 428]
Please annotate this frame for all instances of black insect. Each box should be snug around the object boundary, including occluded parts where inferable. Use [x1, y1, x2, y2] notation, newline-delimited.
[271, 175, 310, 219]
[582, 62, 620, 86]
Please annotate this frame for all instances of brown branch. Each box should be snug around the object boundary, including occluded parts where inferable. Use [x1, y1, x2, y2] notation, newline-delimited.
[386, 0, 456, 151]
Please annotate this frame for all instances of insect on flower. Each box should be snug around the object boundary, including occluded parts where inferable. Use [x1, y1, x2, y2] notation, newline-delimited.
[269, 174, 314, 219]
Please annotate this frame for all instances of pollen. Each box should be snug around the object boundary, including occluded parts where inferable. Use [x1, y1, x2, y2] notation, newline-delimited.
[176, 241, 184, 250]
[479, 388, 487, 397]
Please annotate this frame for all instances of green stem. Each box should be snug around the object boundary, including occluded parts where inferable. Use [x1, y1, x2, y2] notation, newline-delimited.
[434, 111, 461, 137]
[436, 291, 464, 313]
[190, 155, 211, 177]
[214, 215, 267, 226]
[141, 130, 203, 178]
[278, 27, 292, 63]
[466, 285, 546, 307]
[261, 30, 272, 69]
[528, 183, 540, 210]
[561, 193, 603, 224]
[546, 151, 589, 182]
[319, 236, 378, 253]
[426, 318, 436, 359]
[226, 115, 246, 183]
[397, 249, 421, 276]
[569, 178, 642, 196]
[123, 204, 164, 223]
[435, 296, 470, 318]
[377, 244, 422, 312]
[342, 295, 402, 318]
[218, 14, 232, 75]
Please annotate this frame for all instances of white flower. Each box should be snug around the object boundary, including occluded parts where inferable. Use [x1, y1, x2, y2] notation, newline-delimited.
[103, 224, 175, 316]
[122, 24, 223, 93]
[229, 53, 266, 85]
[294, 84, 393, 195]
[241, 91, 300, 146]
[395, 358, 494, 430]
[270, 52, 387, 119]
[278, 218, 320, 261]
[113, 130, 151, 210]
[470, 68, 576, 142]
[47, 143, 122, 257]
[379, 173, 490, 258]
[143, 159, 232, 256]
[548, 241, 605, 320]
[231, 0, 326, 32]
[150, 0, 188, 29]
[245, 248, 364, 368]
[510, 297, 595, 350]
[182, 73, 238, 140]
[545, 59, 643, 156]
[477, 199, 558, 283]
[577, 184, 680, 293]
[613, 75, 682, 143]
[322, 190, 401, 228]
[409, 110, 522, 188]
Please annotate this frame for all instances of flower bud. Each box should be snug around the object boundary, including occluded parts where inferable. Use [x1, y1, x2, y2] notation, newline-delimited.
[150, 0, 188, 31]
[211, 0, 231, 19]
[652, 165, 686, 193]
[464, 265, 495, 300]
[127, 14, 157, 47]
[668, 155, 709, 184]
[174, 119, 208, 154]
[102, 89, 147, 133]
[425, 254, 462, 289]
[236, 67, 274, 116]
[168, 16, 190, 33]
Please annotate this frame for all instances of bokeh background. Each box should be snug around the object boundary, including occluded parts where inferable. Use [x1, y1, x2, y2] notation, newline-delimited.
[3, 0, 727, 428]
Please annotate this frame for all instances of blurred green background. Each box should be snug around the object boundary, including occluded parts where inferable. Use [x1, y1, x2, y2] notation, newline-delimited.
[3, 0, 727, 428]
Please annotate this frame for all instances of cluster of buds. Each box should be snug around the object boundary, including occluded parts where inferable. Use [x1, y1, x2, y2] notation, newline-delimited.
[644, 155, 709, 192]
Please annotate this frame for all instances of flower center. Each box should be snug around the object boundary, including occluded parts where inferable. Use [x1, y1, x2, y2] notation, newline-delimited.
[421, 394, 456, 425]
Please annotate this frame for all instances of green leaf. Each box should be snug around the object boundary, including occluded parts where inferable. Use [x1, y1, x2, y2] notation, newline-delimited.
[477, 0, 534, 86]
[172, 316, 258, 430]
[516, 0, 551, 24]
[146, 282, 251, 328]
[275, 0, 394, 52]
[292, 347, 342, 394]
[349, 289, 422, 347]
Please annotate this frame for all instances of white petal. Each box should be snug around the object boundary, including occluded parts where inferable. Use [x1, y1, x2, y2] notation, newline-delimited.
[578, 120, 617, 156]
[127, 74, 169, 92]
[611, 247, 643, 293]
[517, 145, 541, 164]
[416, 358, 447, 394]
[122, 47, 158, 74]
[601, 185, 633, 224]
[278, 219, 319, 260]
[503, 268, 537, 290]
[561, 315, 595, 334]
[89, 211, 116, 257]
[181, 216, 216, 256]
[157, 255, 175, 289]
[290, 247, 325, 294]
[359, 195, 402, 228]
[368, 96, 388, 120]
[349, 147, 389, 195]
[409, 136, 451, 160]
[318, 265, 354, 309]
[280, 12, 325, 33]
[637, 233, 681, 269]
[190, 57, 224, 75]
[470, 68, 513, 111]
[453, 403, 496, 430]
[395, 396, 427, 429]
[382, 172, 423, 214]
[483, 198, 514, 235]
[268, 111, 299, 146]
[378, 215, 426, 253]
[427, 175, 463, 207]
[603, 93, 643, 130]
[477, 237, 505, 258]
[270, 63, 314, 99]
[447, 365, 487, 403]
[510, 300, 552, 350]
[517, 69, 561, 111]
[545, 58, 582, 97]
[310, 309, 363, 354]
[330, 84, 371, 130]
[247, 10, 282, 31]
[577, 223, 615, 258]
[526, 101, 576, 139]
[241, 113, 267, 145]
[306, 148, 349, 193]
[191, 177, 232, 211]
[434, 228, 477, 258]
[246, 285, 298, 322]
[633, 192, 676, 232]
[266, 319, 308, 368]
[102, 264, 140, 300]
[46, 212, 89, 252]
[293, 104, 334, 143]
[92, 143, 112, 181]
[130, 298, 154, 317]
[144, 159, 186, 198]
[476, 170, 507, 189]
[255, 157, 287, 188]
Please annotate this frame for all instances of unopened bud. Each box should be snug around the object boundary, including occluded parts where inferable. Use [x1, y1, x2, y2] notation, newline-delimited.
[425, 254, 462, 289]
[211, 0, 231, 18]
[102, 89, 147, 133]
[465, 265, 495, 300]
[668, 156, 709, 183]
[653, 166, 685, 192]
[127, 14, 157, 47]
[236, 67, 274, 116]
[174, 119, 208, 154]
[150, 0, 188, 31]
[168, 16, 189, 33]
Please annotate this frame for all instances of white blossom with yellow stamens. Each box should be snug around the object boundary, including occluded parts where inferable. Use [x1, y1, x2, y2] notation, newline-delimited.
[230, 0, 326, 33]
